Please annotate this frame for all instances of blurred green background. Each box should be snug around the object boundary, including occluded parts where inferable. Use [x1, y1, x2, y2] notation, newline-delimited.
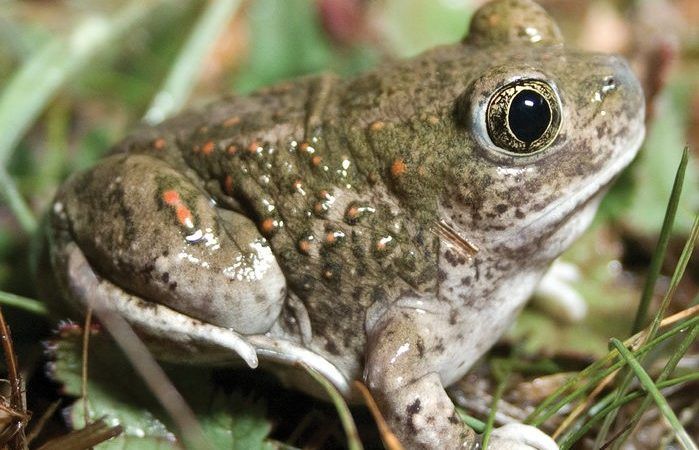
[0, 0, 697, 448]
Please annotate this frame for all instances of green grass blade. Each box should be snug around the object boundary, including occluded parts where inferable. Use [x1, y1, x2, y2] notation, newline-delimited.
[529, 312, 699, 426]
[614, 319, 699, 448]
[609, 338, 697, 450]
[143, 0, 243, 124]
[631, 147, 688, 334]
[559, 372, 699, 449]
[456, 408, 486, 433]
[595, 155, 694, 449]
[300, 363, 364, 450]
[482, 360, 512, 449]
[0, 0, 164, 233]
[0, 1, 163, 166]
[0, 165, 37, 232]
[0, 290, 48, 316]
[645, 212, 699, 344]
[609, 215, 699, 449]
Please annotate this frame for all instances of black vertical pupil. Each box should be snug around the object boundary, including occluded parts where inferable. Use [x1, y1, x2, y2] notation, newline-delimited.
[508, 89, 551, 144]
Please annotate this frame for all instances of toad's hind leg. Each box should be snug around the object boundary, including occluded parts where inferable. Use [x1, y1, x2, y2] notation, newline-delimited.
[48, 153, 287, 361]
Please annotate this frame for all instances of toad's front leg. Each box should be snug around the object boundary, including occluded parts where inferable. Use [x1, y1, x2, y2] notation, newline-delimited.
[364, 296, 558, 450]
[365, 301, 475, 449]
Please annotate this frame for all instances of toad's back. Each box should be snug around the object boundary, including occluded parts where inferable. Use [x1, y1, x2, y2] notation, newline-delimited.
[100, 73, 441, 364]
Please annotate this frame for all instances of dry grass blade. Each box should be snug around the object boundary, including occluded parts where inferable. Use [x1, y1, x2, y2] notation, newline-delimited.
[627, 304, 699, 350]
[353, 381, 404, 450]
[434, 219, 479, 258]
[81, 308, 93, 427]
[86, 303, 214, 450]
[144, 0, 243, 124]
[0, 306, 27, 450]
[0, 1, 165, 233]
[558, 373, 699, 449]
[35, 418, 123, 450]
[595, 152, 693, 448]
[25, 401, 60, 445]
[300, 363, 363, 450]
[552, 370, 616, 439]
[528, 305, 698, 428]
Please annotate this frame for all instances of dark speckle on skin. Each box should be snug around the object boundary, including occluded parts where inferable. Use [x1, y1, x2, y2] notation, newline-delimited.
[416, 337, 425, 357]
[434, 338, 445, 354]
[137, 300, 158, 311]
[325, 339, 340, 355]
[407, 398, 422, 415]
[443, 250, 466, 267]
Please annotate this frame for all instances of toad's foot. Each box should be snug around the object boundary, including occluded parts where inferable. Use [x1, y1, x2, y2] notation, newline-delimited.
[488, 423, 558, 450]
[533, 259, 587, 323]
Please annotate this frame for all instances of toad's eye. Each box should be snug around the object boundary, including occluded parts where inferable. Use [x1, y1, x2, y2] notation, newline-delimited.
[486, 79, 561, 155]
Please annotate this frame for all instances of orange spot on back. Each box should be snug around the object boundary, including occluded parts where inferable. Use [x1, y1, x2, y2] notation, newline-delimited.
[346, 205, 359, 220]
[222, 116, 240, 127]
[226, 145, 238, 155]
[298, 239, 311, 254]
[248, 141, 261, 153]
[260, 218, 275, 235]
[152, 138, 166, 150]
[313, 202, 326, 216]
[201, 141, 215, 155]
[176, 205, 193, 227]
[370, 121, 385, 131]
[311, 155, 322, 167]
[391, 159, 407, 177]
[162, 190, 180, 205]
[224, 175, 234, 195]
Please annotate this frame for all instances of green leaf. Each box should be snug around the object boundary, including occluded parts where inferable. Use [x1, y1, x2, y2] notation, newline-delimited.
[621, 84, 699, 235]
[233, 0, 376, 94]
[48, 328, 273, 449]
[379, 0, 474, 57]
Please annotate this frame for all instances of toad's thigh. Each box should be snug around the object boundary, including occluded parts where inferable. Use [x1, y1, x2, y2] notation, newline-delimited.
[49, 153, 286, 334]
